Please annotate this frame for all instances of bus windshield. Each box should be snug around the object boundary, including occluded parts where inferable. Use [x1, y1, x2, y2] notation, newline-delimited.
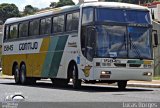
[96, 8, 151, 24]
[94, 8, 152, 59]
[95, 25, 152, 59]
[81, 8, 152, 60]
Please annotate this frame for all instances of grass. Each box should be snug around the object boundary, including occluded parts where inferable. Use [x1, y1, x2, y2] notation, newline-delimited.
[153, 77, 160, 80]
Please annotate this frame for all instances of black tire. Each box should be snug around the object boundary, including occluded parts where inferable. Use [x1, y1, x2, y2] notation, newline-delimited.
[117, 80, 127, 90]
[14, 65, 20, 84]
[20, 64, 28, 85]
[70, 63, 81, 89]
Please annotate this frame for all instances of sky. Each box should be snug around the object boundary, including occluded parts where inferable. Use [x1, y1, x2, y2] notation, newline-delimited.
[0, 0, 96, 11]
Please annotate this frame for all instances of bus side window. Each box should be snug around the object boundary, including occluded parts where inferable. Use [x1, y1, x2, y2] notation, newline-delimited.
[66, 11, 79, 31]
[72, 12, 79, 30]
[9, 24, 18, 39]
[58, 15, 64, 32]
[82, 7, 94, 25]
[66, 14, 72, 31]
[53, 16, 58, 33]
[40, 17, 51, 35]
[53, 15, 64, 33]
[45, 17, 52, 34]
[40, 19, 46, 35]
[29, 19, 40, 36]
[4, 25, 9, 41]
[19, 22, 28, 37]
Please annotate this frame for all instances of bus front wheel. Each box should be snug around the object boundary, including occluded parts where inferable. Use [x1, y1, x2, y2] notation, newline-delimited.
[71, 63, 81, 89]
[117, 80, 127, 90]
[14, 65, 20, 84]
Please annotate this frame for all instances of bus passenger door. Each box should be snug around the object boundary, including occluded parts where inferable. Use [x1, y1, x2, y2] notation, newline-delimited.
[80, 26, 95, 79]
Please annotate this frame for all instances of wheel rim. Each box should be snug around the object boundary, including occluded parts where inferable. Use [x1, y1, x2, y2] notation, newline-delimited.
[20, 65, 26, 84]
[21, 68, 25, 83]
[15, 66, 19, 83]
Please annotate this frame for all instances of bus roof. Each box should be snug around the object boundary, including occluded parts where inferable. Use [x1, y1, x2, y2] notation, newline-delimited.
[5, 5, 79, 25]
[5, 2, 149, 25]
[82, 2, 149, 10]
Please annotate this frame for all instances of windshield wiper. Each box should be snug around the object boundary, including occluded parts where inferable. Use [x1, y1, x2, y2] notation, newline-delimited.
[117, 32, 126, 51]
[129, 33, 142, 59]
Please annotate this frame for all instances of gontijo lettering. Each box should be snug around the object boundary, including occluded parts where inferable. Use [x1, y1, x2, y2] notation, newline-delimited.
[19, 42, 38, 51]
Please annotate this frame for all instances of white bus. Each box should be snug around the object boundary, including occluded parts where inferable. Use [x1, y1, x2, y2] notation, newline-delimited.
[2, 2, 157, 90]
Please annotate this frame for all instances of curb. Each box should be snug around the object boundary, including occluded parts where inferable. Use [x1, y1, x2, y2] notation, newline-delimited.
[127, 83, 160, 88]
[0, 74, 14, 79]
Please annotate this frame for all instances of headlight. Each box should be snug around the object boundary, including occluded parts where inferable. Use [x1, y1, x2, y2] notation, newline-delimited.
[143, 72, 152, 76]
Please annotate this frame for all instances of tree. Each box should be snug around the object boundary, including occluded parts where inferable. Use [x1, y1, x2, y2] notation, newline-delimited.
[105, 0, 121, 1]
[56, 0, 75, 8]
[0, 3, 20, 23]
[50, 2, 57, 8]
[23, 5, 38, 15]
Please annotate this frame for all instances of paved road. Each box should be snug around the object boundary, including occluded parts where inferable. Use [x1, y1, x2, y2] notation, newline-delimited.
[0, 79, 160, 102]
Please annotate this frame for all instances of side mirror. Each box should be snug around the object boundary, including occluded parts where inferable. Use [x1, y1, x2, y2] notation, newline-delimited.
[153, 30, 158, 47]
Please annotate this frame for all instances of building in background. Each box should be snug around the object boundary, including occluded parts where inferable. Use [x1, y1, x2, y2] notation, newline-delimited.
[144, 2, 160, 22]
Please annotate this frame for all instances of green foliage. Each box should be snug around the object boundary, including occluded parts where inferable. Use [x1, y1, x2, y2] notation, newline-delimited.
[50, 2, 57, 8]
[105, 0, 121, 2]
[0, 3, 20, 23]
[23, 5, 39, 16]
[153, 77, 160, 80]
[56, 0, 75, 8]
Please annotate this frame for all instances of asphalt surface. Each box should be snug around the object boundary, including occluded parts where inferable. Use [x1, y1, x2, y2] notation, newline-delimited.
[0, 78, 160, 102]
[1, 73, 160, 88]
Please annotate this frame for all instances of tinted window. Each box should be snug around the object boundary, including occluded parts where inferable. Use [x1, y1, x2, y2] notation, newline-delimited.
[19, 22, 28, 37]
[126, 10, 151, 24]
[4, 25, 9, 40]
[9, 24, 18, 39]
[96, 8, 151, 24]
[96, 8, 125, 22]
[40, 17, 51, 35]
[53, 15, 64, 33]
[53, 17, 58, 33]
[82, 8, 94, 24]
[66, 12, 79, 31]
[29, 19, 39, 36]
[72, 12, 79, 30]
[66, 14, 72, 31]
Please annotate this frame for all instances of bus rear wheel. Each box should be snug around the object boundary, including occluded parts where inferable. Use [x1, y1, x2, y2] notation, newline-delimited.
[70, 63, 81, 89]
[20, 64, 28, 85]
[14, 65, 20, 84]
[117, 80, 127, 90]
